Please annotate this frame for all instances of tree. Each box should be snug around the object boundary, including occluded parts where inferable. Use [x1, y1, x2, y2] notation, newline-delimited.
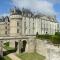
[55, 32, 60, 36]
[36, 32, 39, 38]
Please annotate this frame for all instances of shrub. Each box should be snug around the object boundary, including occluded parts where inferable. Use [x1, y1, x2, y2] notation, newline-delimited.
[51, 35, 60, 44]
[36, 34, 52, 40]
[55, 32, 60, 36]
[4, 42, 9, 46]
[36, 32, 39, 37]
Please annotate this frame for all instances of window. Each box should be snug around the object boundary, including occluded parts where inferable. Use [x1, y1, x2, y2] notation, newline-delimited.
[17, 22, 19, 26]
[5, 27, 7, 29]
[5, 31, 7, 34]
[17, 29, 19, 33]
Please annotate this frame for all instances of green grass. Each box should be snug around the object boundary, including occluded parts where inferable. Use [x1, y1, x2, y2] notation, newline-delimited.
[17, 53, 45, 60]
[4, 56, 11, 60]
[0, 56, 11, 60]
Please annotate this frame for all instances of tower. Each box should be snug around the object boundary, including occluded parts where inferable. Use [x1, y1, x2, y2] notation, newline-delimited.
[9, 8, 22, 36]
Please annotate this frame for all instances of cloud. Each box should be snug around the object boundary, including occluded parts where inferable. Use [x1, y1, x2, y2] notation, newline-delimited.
[30, 1, 56, 15]
[11, 0, 56, 16]
[47, 0, 60, 4]
[38, 0, 60, 4]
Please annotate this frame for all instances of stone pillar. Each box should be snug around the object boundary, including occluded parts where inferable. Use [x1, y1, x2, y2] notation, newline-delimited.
[16, 40, 22, 54]
[25, 42, 28, 53]
[0, 41, 3, 57]
[9, 40, 15, 48]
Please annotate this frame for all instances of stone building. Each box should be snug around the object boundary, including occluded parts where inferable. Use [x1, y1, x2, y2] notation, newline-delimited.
[0, 7, 58, 36]
[0, 7, 59, 58]
[58, 23, 60, 32]
[9, 8, 58, 36]
[0, 16, 10, 36]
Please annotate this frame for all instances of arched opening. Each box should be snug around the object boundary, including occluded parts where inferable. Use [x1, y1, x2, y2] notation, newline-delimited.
[15, 41, 18, 50]
[3, 41, 17, 56]
[21, 40, 27, 53]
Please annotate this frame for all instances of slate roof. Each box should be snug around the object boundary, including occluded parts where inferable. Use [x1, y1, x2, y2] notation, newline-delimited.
[0, 16, 10, 22]
[10, 7, 22, 15]
[0, 16, 5, 22]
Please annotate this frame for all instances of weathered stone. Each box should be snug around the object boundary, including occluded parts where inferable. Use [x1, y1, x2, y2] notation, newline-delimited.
[16, 40, 22, 54]
[9, 40, 15, 48]
[0, 41, 3, 57]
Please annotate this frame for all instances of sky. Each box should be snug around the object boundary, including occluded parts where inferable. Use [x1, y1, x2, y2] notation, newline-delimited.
[0, 0, 60, 22]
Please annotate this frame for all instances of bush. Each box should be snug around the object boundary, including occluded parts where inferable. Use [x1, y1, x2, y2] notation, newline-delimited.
[36, 34, 51, 40]
[55, 32, 60, 36]
[36, 32, 39, 37]
[36, 32, 60, 45]
[4, 42, 9, 46]
[51, 35, 60, 44]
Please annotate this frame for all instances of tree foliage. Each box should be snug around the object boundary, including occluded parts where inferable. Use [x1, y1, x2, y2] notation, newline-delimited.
[36, 32, 60, 45]
[36, 32, 39, 37]
[55, 32, 60, 36]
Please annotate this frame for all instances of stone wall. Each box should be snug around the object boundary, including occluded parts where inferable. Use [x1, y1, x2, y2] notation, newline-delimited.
[25, 37, 35, 53]
[27, 39, 35, 52]
[35, 39, 60, 60]
[36, 39, 48, 57]
[0, 41, 3, 57]
[25, 38, 48, 55]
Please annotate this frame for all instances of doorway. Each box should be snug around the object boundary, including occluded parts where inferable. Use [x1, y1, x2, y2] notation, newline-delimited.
[15, 41, 18, 50]
[21, 40, 27, 53]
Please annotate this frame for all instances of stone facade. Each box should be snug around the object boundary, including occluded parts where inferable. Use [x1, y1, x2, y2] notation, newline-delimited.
[35, 39, 60, 60]
[58, 23, 60, 32]
[0, 16, 10, 36]
[0, 8, 58, 37]
[0, 7, 59, 59]
[9, 8, 58, 36]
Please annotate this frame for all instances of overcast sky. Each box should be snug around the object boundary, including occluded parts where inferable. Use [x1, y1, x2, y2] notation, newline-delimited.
[0, 0, 60, 22]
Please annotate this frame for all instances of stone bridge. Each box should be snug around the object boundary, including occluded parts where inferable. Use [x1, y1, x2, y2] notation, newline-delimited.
[0, 36, 35, 57]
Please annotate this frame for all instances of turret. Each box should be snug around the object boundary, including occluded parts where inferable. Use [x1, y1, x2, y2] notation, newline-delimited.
[9, 7, 22, 36]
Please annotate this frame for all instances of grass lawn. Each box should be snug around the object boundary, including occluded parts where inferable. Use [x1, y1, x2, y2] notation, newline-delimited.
[4, 56, 11, 60]
[0, 56, 11, 60]
[17, 53, 45, 60]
